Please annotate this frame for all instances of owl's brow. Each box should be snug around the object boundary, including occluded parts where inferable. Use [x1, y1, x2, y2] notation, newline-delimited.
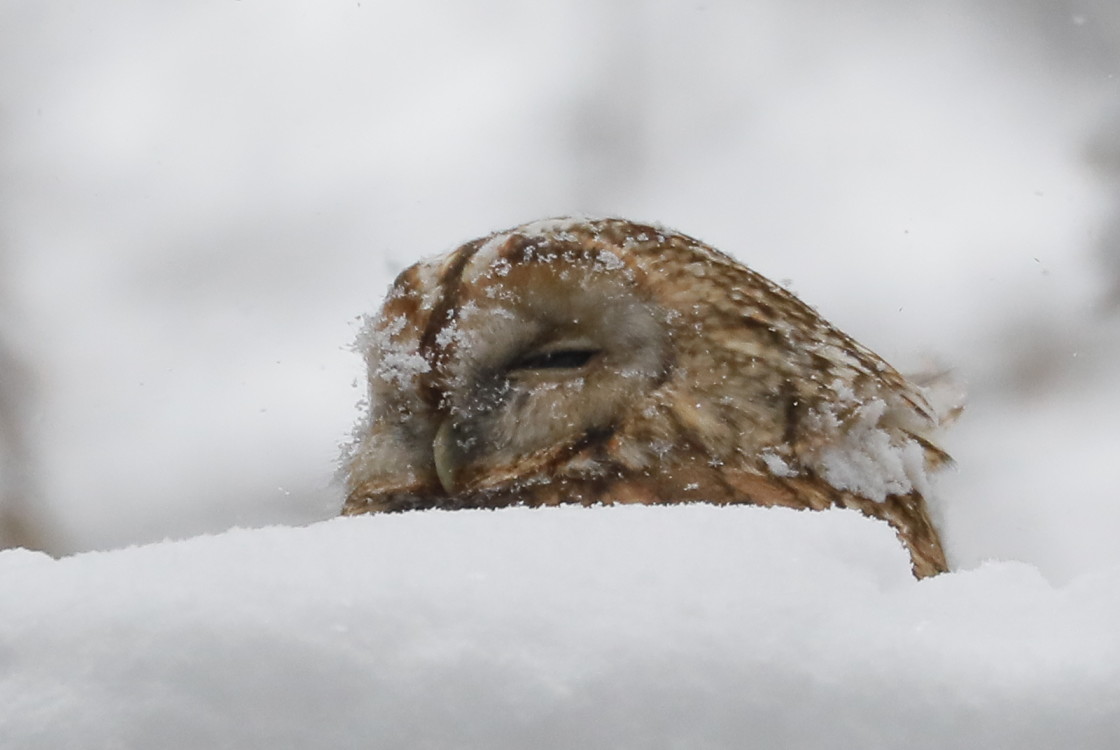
[491, 232, 613, 268]
[416, 237, 486, 412]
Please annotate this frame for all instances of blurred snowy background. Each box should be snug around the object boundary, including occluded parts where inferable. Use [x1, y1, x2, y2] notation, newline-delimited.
[1, 0, 1118, 582]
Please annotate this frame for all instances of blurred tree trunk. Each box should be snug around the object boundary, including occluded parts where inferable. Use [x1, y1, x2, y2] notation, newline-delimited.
[1088, 109, 1120, 309]
[0, 76, 51, 550]
[0, 269, 48, 551]
[1009, 0, 1120, 309]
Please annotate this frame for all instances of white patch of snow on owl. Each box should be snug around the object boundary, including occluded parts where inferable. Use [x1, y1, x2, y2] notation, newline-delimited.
[593, 248, 626, 272]
[361, 313, 430, 388]
[760, 451, 795, 477]
[433, 302, 481, 352]
[468, 218, 634, 283]
[489, 257, 512, 277]
[827, 377, 859, 404]
[403, 254, 448, 310]
[472, 218, 582, 262]
[432, 321, 458, 350]
[508, 215, 598, 241]
[807, 398, 933, 502]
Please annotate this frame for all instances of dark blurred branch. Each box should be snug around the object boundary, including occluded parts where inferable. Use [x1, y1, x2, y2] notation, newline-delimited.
[1087, 108, 1120, 310]
[0, 272, 49, 551]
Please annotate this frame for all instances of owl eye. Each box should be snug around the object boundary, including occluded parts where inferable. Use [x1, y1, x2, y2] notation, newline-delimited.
[508, 348, 600, 371]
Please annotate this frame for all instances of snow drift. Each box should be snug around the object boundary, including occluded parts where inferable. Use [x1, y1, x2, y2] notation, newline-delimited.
[1, 504, 1116, 749]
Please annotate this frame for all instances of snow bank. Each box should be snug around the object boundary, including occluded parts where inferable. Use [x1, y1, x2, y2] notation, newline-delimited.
[2, 505, 1116, 749]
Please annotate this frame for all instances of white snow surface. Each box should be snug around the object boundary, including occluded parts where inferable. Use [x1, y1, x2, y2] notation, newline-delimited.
[2, 504, 1118, 749]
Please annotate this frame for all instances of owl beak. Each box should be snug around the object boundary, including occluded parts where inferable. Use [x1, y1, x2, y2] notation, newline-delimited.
[432, 419, 462, 494]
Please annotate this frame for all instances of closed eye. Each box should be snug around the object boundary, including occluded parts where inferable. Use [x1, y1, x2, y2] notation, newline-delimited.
[509, 348, 600, 371]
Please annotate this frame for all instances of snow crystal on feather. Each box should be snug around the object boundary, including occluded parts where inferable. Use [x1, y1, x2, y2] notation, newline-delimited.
[471, 217, 631, 275]
[805, 396, 933, 502]
[360, 312, 430, 388]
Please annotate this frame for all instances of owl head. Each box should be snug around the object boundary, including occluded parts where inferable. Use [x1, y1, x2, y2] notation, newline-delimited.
[343, 217, 951, 542]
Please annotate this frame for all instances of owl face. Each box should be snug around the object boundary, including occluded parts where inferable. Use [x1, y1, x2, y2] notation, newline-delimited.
[344, 216, 950, 578]
[423, 241, 672, 495]
[347, 220, 686, 510]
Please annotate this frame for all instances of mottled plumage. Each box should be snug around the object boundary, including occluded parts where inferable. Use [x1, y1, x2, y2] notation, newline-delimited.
[344, 218, 952, 577]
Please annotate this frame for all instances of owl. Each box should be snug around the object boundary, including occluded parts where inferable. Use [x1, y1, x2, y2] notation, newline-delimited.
[343, 217, 952, 578]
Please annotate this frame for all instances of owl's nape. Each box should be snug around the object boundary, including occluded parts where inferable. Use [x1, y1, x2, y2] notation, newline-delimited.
[343, 217, 953, 579]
